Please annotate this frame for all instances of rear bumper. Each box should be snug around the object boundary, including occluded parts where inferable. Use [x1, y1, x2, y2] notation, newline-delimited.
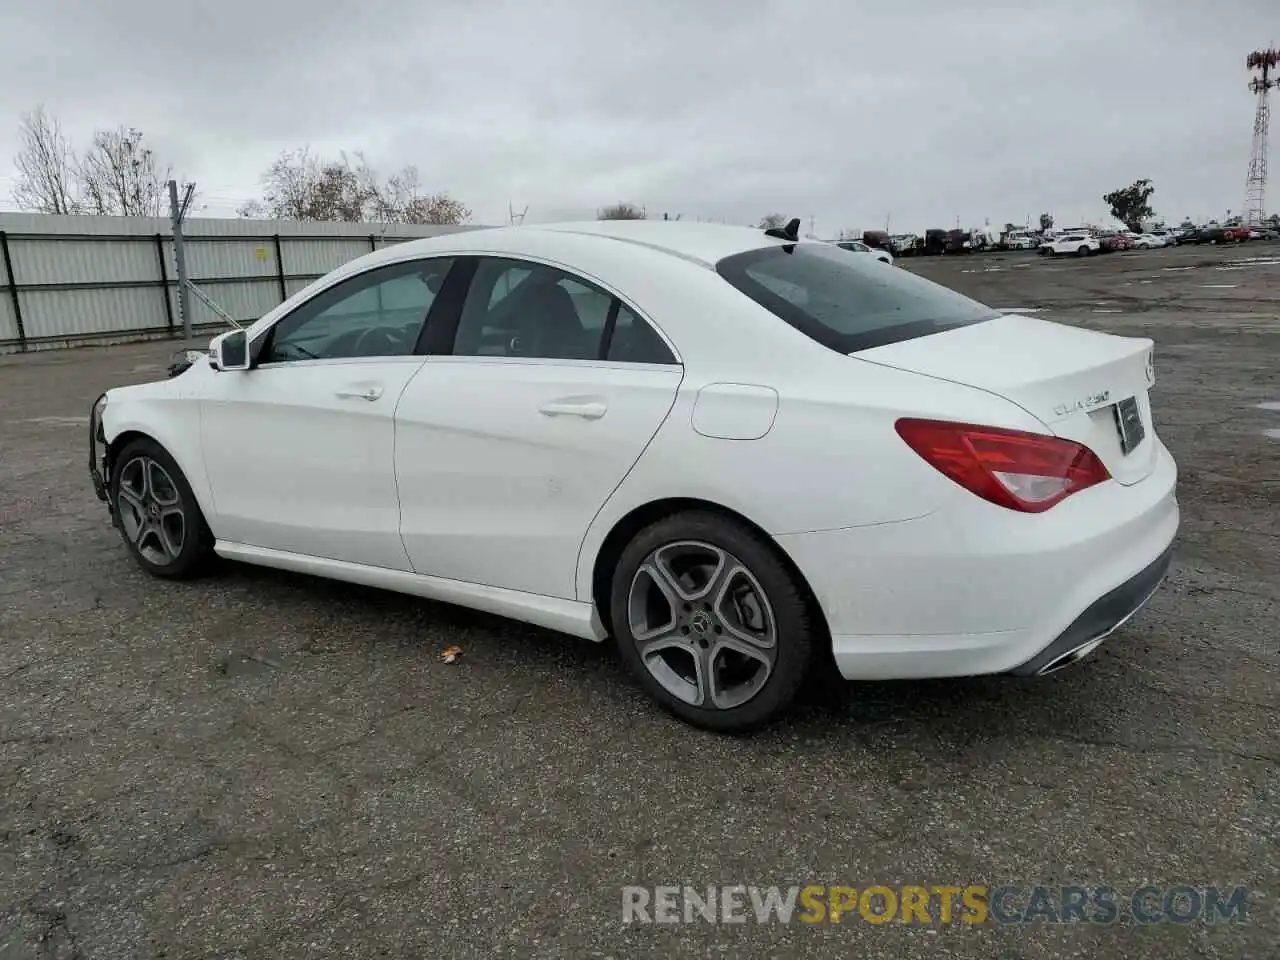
[1007, 541, 1173, 676]
[778, 437, 1179, 680]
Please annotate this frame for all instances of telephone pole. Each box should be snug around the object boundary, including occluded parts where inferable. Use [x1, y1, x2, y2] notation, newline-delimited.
[168, 179, 196, 340]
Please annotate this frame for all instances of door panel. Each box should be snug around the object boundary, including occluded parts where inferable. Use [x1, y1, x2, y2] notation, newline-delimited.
[395, 357, 682, 598]
[200, 357, 427, 569]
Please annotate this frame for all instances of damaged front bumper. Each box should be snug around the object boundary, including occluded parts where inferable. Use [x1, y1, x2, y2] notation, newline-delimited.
[88, 392, 115, 524]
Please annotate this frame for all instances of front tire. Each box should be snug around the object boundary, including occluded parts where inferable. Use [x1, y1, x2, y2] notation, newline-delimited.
[110, 437, 213, 579]
[609, 511, 815, 733]
[1078, 245, 1091, 256]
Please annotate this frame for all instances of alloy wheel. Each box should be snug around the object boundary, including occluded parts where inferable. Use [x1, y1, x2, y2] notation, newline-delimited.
[116, 456, 186, 566]
[627, 540, 777, 710]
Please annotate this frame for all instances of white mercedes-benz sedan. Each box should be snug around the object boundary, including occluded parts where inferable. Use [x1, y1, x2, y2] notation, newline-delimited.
[89, 218, 1178, 731]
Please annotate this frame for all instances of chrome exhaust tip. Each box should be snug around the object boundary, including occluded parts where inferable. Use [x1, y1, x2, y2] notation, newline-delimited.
[1037, 636, 1107, 676]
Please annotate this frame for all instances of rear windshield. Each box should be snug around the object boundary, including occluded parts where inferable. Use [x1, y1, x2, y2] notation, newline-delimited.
[715, 243, 999, 353]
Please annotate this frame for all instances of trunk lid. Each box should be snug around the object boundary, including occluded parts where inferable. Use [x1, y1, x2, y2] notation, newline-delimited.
[856, 314, 1158, 485]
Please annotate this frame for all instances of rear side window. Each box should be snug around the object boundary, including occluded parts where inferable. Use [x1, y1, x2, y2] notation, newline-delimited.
[715, 243, 998, 354]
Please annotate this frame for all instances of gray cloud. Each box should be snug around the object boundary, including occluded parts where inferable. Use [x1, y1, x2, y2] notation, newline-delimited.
[0, 0, 1272, 231]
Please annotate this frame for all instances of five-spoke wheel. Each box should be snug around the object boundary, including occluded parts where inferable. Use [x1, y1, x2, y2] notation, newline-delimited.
[628, 541, 778, 711]
[611, 511, 816, 732]
[110, 437, 212, 578]
[116, 455, 187, 567]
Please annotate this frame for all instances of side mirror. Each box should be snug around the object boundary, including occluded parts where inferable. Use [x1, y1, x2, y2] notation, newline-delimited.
[210, 329, 250, 371]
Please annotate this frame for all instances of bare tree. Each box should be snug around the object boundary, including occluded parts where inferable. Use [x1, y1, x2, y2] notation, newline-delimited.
[12, 106, 80, 214]
[358, 159, 471, 225]
[598, 201, 645, 220]
[758, 213, 787, 230]
[239, 147, 357, 221]
[241, 147, 470, 224]
[77, 126, 171, 217]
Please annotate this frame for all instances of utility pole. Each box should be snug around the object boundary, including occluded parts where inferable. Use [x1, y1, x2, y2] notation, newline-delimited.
[168, 179, 195, 341]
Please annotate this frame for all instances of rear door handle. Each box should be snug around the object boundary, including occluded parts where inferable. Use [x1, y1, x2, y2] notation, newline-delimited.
[538, 399, 607, 420]
[335, 385, 383, 401]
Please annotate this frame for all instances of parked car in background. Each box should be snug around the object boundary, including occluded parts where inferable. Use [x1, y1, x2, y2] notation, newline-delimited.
[1098, 233, 1134, 253]
[1224, 226, 1252, 242]
[834, 239, 894, 265]
[1133, 234, 1168, 249]
[1040, 233, 1101, 257]
[88, 219, 1178, 730]
[1005, 233, 1038, 250]
[861, 230, 892, 253]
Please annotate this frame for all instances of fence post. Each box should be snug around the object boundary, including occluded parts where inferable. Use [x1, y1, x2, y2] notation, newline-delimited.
[0, 230, 26, 352]
[369, 233, 377, 252]
[273, 234, 287, 302]
[168, 180, 193, 340]
[154, 233, 174, 332]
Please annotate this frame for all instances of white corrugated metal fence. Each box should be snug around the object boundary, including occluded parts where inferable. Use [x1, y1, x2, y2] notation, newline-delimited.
[0, 213, 483, 353]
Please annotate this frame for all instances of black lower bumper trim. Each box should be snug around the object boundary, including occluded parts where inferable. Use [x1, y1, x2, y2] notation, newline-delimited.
[1010, 542, 1175, 677]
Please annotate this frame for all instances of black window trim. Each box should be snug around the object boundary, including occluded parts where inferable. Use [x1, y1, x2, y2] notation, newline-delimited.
[434, 253, 681, 366]
[249, 255, 464, 368]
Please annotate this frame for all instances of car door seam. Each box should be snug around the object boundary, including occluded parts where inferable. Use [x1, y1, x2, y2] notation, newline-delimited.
[392, 357, 436, 571]
[571, 367, 687, 603]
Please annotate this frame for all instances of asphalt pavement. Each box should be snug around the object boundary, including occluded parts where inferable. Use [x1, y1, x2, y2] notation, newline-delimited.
[0, 241, 1276, 958]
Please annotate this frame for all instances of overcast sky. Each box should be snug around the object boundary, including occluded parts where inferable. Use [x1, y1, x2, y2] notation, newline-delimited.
[0, 1, 1272, 232]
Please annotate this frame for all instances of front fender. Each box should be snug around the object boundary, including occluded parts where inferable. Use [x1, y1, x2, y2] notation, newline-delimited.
[100, 374, 218, 533]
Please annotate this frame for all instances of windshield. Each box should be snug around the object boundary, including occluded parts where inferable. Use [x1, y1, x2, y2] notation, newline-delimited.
[715, 243, 999, 354]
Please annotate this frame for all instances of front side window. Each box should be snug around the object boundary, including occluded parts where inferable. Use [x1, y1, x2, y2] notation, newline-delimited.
[716, 243, 998, 354]
[453, 257, 675, 364]
[261, 258, 455, 364]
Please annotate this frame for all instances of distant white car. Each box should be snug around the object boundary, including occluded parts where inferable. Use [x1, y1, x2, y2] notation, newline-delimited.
[1040, 234, 1100, 257]
[1133, 234, 1167, 249]
[89, 219, 1176, 731]
[834, 239, 894, 265]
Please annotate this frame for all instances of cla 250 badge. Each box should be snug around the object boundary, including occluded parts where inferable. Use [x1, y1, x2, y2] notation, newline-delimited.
[1053, 390, 1111, 418]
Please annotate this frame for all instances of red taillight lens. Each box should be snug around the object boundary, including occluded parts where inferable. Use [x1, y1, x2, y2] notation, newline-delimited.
[895, 418, 1110, 513]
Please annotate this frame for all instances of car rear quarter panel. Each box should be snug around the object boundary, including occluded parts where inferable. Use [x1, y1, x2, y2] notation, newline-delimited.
[574, 338, 1049, 601]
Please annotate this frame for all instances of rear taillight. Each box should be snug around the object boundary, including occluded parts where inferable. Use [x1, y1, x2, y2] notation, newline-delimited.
[895, 418, 1110, 513]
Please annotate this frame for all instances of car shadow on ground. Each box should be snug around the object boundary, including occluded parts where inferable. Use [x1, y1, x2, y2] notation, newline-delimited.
[194, 556, 1126, 756]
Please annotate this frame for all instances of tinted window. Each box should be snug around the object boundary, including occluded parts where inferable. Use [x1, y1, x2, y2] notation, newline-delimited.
[716, 243, 997, 354]
[453, 257, 675, 363]
[454, 259, 599, 359]
[263, 258, 453, 363]
[606, 303, 676, 364]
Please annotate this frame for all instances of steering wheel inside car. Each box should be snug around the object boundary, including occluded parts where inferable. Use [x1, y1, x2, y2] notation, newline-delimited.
[351, 326, 402, 357]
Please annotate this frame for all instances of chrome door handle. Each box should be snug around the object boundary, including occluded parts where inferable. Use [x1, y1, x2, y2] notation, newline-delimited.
[538, 399, 607, 419]
[335, 385, 383, 401]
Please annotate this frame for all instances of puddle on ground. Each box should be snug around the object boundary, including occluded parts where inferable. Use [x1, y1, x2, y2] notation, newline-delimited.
[1265, 429, 1280, 440]
[1258, 402, 1280, 412]
[1201, 284, 1237, 288]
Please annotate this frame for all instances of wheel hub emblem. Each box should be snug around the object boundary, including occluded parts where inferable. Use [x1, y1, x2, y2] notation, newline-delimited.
[689, 611, 713, 636]
[148, 503, 160, 519]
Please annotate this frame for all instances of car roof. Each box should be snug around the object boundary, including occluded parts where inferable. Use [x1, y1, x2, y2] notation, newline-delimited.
[378, 220, 787, 270]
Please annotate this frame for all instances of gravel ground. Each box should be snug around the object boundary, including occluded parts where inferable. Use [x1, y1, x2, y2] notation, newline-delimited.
[1, 241, 1276, 959]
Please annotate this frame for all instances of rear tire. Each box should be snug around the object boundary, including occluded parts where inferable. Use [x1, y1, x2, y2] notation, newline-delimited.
[1077, 245, 1090, 256]
[110, 437, 213, 579]
[609, 511, 815, 733]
